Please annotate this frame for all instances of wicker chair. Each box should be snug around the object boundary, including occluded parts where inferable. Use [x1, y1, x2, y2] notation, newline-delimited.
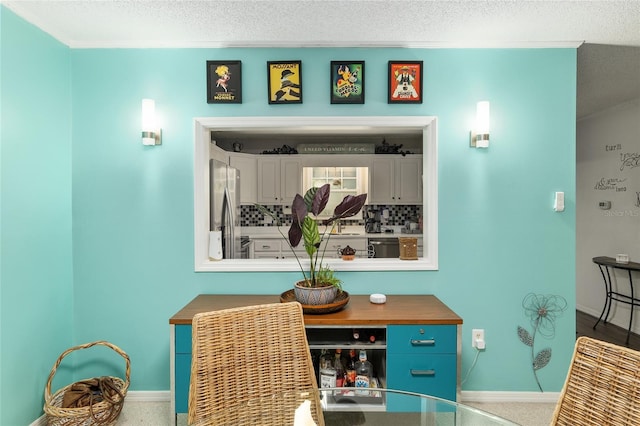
[188, 302, 324, 426]
[551, 336, 640, 425]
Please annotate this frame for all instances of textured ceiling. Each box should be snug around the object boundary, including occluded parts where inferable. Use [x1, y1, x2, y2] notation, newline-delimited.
[577, 44, 640, 119]
[3, 0, 640, 118]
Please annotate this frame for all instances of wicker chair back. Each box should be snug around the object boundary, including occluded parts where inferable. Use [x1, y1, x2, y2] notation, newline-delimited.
[188, 302, 324, 426]
[552, 336, 640, 425]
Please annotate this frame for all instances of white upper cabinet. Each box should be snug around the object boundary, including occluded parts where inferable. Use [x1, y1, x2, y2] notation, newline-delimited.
[280, 158, 302, 205]
[257, 157, 301, 205]
[396, 156, 423, 203]
[257, 157, 280, 203]
[370, 155, 422, 204]
[229, 153, 258, 204]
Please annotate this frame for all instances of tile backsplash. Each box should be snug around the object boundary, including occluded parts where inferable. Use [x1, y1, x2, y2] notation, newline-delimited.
[240, 204, 422, 227]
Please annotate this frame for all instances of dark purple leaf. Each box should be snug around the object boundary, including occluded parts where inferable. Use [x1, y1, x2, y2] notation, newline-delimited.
[333, 194, 367, 219]
[291, 194, 307, 225]
[288, 224, 302, 247]
[311, 184, 330, 216]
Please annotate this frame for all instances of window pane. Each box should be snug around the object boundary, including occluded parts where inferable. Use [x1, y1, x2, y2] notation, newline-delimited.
[343, 178, 357, 190]
[312, 167, 326, 178]
[343, 168, 357, 177]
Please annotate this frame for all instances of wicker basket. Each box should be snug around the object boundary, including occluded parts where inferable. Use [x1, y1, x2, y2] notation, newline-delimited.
[44, 341, 130, 426]
[399, 237, 418, 260]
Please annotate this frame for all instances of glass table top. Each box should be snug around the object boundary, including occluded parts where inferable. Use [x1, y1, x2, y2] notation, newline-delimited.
[191, 387, 519, 425]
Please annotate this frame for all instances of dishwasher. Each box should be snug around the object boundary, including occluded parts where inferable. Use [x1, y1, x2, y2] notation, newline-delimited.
[368, 237, 400, 258]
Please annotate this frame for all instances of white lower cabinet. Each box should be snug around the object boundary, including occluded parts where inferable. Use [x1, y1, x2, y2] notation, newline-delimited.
[251, 239, 282, 259]
[251, 237, 367, 259]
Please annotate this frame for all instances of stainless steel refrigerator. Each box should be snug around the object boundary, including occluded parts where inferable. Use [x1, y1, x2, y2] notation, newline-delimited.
[209, 159, 241, 259]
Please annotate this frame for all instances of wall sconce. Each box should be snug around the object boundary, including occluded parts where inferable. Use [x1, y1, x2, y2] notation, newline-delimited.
[470, 101, 490, 148]
[141, 99, 161, 146]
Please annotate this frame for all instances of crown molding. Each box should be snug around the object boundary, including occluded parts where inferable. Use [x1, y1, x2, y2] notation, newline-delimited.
[68, 40, 584, 49]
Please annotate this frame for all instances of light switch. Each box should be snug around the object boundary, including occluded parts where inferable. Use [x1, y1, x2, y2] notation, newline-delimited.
[554, 192, 565, 212]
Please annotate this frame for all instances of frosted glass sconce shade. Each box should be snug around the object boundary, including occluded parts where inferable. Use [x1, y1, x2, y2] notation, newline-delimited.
[141, 99, 161, 146]
[470, 101, 490, 148]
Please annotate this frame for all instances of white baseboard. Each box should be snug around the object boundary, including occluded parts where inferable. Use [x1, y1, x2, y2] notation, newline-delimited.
[461, 390, 560, 404]
[123, 390, 171, 402]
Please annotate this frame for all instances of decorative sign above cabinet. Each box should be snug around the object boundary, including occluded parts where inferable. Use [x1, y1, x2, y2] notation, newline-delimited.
[298, 143, 375, 154]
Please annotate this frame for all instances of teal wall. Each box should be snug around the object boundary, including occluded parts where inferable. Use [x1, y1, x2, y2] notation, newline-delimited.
[0, 7, 74, 425]
[1, 7, 576, 424]
[70, 47, 576, 390]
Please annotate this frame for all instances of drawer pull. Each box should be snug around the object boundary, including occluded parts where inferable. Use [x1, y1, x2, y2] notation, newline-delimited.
[411, 339, 435, 346]
[411, 369, 436, 377]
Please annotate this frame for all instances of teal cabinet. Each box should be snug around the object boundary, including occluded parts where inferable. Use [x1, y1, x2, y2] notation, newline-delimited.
[169, 295, 461, 423]
[387, 325, 458, 411]
[174, 325, 192, 414]
[174, 323, 458, 415]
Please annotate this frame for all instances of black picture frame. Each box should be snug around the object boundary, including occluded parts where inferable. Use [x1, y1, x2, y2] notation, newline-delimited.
[388, 61, 423, 104]
[330, 61, 365, 104]
[267, 61, 303, 104]
[207, 60, 242, 104]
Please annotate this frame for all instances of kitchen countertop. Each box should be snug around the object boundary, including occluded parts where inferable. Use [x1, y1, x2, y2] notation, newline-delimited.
[243, 226, 423, 239]
[170, 294, 461, 325]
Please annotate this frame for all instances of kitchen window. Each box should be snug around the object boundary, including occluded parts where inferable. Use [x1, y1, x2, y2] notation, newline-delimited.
[302, 167, 368, 217]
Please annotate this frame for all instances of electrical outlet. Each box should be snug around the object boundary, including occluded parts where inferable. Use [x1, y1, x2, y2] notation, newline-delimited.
[472, 329, 486, 349]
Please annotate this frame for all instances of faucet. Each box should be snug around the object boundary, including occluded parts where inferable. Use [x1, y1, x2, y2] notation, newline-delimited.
[337, 221, 343, 234]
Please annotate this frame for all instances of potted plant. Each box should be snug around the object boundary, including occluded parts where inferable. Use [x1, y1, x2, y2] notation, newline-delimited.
[256, 183, 367, 305]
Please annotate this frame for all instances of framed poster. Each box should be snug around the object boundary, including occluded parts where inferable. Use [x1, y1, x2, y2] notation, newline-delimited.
[267, 61, 302, 104]
[206, 60, 242, 104]
[388, 61, 423, 104]
[330, 61, 365, 104]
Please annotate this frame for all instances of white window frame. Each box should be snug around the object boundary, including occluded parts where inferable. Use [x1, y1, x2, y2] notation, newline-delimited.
[193, 116, 438, 272]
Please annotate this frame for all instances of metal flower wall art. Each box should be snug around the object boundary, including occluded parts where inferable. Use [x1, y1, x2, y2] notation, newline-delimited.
[517, 293, 568, 392]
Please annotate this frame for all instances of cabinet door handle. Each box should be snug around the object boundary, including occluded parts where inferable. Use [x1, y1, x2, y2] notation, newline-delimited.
[411, 369, 436, 377]
[411, 339, 435, 346]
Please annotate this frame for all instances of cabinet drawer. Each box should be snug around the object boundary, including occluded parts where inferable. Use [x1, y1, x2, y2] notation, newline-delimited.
[387, 325, 456, 354]
[253, 240, 281, 252]
[386, 353, 457, 401]
[253, 253, 282, 259]
[175, 325, 192, 354]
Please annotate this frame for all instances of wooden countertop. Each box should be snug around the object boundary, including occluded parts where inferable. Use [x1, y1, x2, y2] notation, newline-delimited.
[169, 294, 462, 326]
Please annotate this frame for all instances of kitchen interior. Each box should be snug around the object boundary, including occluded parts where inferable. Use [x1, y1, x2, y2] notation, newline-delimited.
[208, 128, 424, 261]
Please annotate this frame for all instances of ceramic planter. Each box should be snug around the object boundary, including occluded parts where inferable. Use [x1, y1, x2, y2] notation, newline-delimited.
[293, 281, 338, 305]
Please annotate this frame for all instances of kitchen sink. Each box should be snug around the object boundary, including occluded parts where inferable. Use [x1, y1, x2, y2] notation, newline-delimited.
[331, 232, 362, 236]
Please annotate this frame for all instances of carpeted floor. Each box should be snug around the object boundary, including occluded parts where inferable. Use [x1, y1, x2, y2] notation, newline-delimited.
[116, 400, 556, 425]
